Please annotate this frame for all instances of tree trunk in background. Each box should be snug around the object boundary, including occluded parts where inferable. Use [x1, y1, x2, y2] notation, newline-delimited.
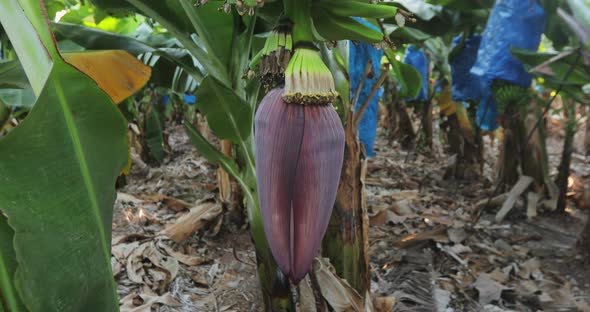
[419, 101, 433, 149]
[392, 100, 416, 149]
[497, 103, 550, 194]
[555, 100, 576, 212]
[586, 107, 590, 157]
[523, 103, 551, 193]
[497, 111, 521, 189]
[217, 140, 245, 226]
[444, 114, 483, 179]
[322, 113, 370, 300]
[217, 140, 233, 205]
[383, 77, 415, 149]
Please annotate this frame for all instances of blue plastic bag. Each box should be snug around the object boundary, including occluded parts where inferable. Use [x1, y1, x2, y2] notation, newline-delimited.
[470, 0, 545, 130]
[349, 18, 384, 158]
[162, 94, 196, 106]
[476, 92, 499, 132]
[402, 45, 429, 102]
[450, 35, 482, 102]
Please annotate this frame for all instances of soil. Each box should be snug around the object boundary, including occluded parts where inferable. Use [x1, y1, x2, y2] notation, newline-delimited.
[112, 119, 590, 311]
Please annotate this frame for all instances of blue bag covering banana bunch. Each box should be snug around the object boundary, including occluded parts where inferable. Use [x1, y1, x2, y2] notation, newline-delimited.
[349, 18, 384, 158]
[402, 45, 429, 102]
[450, 35, 482, 102]
[470, 0, 545, 131]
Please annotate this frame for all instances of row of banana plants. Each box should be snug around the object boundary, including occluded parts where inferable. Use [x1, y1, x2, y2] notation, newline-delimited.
[0, 0, 420, 311]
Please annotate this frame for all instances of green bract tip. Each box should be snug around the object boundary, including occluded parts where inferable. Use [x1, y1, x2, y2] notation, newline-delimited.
[283, 47, 337, 105]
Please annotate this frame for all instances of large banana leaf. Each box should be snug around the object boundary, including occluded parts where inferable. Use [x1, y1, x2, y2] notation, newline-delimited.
[0, 50, 151, 107]
[128, 0, 233, 86]
[0, 0, 132, 310]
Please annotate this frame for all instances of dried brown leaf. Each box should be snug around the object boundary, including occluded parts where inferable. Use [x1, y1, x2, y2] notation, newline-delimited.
[162, 201, 222, 242]
[474, 273, 508, 305]
[157, 240, 206, 266]
[373, 296, 395, 312]
[120, 292, 181, 312]
[313, 258, 364, 312]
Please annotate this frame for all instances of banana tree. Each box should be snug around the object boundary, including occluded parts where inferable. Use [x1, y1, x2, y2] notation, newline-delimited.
[77, 0, 400, 310]
[511, 1, 590, 212]
[0, 0, 150, 311]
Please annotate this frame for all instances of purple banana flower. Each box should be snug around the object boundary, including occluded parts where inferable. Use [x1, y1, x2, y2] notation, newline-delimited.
[254, 87, 345, 283]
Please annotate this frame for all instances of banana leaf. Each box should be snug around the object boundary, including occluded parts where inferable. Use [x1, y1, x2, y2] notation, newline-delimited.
[0, 215, 27, 312]
[0, 0, 145, 310]
[0, 60, 28, 89]
[53, 22, 204, 85]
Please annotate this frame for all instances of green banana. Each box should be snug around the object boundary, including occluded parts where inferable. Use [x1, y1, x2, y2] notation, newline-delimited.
[492, 80, 530, 113]
[311, 9, 384, 43]
[315, 0, 397, 18]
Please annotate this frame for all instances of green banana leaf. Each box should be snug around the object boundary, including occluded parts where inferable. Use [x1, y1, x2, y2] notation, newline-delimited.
[0, 0, 130, 310]
[196, 76, 253, 144]
[128, 0, 233, 86]
[0, 60, 28, 89]
[0, 60, 36, 108]
[511, 47, 590, 86]
[0, 215, 27, 312]
[145, 107, 165, 164]
[0, 88, 36, 108]
[384, 25, 432, 44]
[386, 49, 423, 99]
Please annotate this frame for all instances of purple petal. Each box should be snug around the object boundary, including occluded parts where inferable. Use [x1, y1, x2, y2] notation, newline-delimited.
[254, 88, 304, 275]
[290, 105, 345, 283]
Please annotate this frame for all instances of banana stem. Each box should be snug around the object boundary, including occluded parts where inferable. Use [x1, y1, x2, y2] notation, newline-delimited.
[284, 0, 315, 43]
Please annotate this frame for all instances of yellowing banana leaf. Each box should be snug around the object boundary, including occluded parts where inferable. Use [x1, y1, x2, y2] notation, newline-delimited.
[63, 50, 151, 104]
[0, 0, 128, 310]
[455, 102, 473, 136]
[438, 86, 456, 116]
[438, 86, 472, 136]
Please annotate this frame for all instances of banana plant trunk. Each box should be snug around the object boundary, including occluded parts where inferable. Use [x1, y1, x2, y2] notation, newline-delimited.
[444, 113, 483, 179]
[391, 100, 416, 149]
[585, 106, 590, 157]
[247, 200, 295, 312]
[383, 79, 415, 148]
[555, 99, 576, 212]
[321, 112, 370, 298]
[497, 104, 549, 192]
[217, 140, 233, 205]
[419, 100, 433, 149]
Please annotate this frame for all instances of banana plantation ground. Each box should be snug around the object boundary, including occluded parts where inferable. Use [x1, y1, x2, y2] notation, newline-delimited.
[112, 114, 590, 312]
